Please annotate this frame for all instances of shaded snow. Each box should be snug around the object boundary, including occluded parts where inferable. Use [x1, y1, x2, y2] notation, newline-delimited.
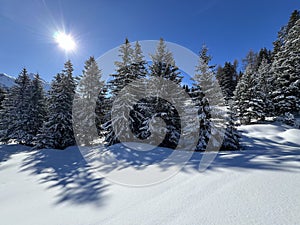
[0, 123, 300, 225]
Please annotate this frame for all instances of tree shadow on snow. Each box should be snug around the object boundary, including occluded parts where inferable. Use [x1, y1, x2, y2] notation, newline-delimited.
[89, 130, 300, 175]
[0, 144, 31, 166]
[183, 130, 300, 173]
[21, 146, 109, 207]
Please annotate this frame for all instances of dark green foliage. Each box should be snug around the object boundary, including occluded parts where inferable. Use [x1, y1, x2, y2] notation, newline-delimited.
[104, 39, 147, 146]
[36, 61, 76, 149]
[216, 61, 238, 102]
[221, 105, 240, 150]
[271, 17, 300, 115]
[0, 87, 6, 110]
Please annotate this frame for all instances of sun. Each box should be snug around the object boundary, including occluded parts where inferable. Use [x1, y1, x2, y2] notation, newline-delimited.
[53, 31, 76, 51]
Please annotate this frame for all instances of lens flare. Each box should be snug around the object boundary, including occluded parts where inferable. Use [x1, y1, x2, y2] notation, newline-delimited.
[53, 31, 76, 51]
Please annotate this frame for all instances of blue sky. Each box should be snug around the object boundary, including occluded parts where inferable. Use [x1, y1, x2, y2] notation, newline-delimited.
[0, 0, 299, 82]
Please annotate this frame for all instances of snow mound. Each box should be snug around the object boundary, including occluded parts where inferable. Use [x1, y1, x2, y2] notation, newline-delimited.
[239, 123, 300, 149]
[278, 129, 300, 145]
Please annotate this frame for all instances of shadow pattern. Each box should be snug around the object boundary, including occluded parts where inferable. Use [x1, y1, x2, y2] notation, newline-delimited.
[21, 146, 109, 207]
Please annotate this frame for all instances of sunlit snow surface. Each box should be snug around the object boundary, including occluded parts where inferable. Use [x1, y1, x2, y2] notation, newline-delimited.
[0, 122, 300, 225]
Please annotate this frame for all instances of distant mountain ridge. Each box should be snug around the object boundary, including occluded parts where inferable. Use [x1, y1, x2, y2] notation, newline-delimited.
[0, 72, 50, 91]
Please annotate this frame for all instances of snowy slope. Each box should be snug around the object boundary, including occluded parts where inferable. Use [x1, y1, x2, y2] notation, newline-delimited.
[0, 123, 299, 225]
[0, 73, 15, 88]
[0, 72, 50, 91]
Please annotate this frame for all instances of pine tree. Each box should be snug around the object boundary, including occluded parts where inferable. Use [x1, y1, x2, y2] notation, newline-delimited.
[256, 48, 272, 68]
[127, 41, 148, 137]
[271, 18, 300, 115]
[36, 61, 76, 149]
[95, 84, 109, 137]
[0, 88, 14, 143]
[216, 61, 238, 102]
[108, 38, 134, 97]
[272, 10, 300, 58]
[138, 38, 184, 148]
[242, 49, 257, 71]
[0, 87, 6, 111]
[192, 45, 225, 151]
[104, 39, 147, 145]
[234, 63, 265, 124]
[0, 87, 6, 143]
[221, 104, 240, 150]
[257, 58, 273, 118]
[24, 74, 47, 145]
[3, 68, 32, 144]
[188, 84, 207, 150]
[74, 56, 104, 146]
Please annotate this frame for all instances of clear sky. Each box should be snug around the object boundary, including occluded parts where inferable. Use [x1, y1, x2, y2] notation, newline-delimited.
[0, 0, 299, 81]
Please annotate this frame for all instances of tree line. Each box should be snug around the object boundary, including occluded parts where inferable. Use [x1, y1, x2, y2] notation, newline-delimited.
[0, 10, 299, 150]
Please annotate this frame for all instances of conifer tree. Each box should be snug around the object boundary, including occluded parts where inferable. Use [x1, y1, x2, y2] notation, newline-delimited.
[221, 104, 240, 150]
[0, 87, 6, 111]
[216, 61, 238, 102]
[95, 84, 109, 136]
[242, 49, 257, 71]
[192, 45, 225, 150]
[256, 48, 272, 68]
[1, 68, 32, 144]
[272, 10, 300, 58]
[139, 38, 183, 148]
[271, 18, 300, 115]
[25, 74, 47, 145]
[0, 87, 15, 143]
[257, 58, 273, 118]
[127, 41, 148, 137]
[104, 39, 147, 145]
[74, 56, 104, 146]
[36, 61, 76, 149]
[234, 63, 265, 124]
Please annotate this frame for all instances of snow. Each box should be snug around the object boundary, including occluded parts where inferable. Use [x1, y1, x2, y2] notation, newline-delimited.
[0, 73, 15, 88]
[0, 123, 300, 225]
[0, 72, 50, 91]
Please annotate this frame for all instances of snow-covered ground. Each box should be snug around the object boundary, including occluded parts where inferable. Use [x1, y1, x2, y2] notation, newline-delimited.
[0, 122, 300, 225]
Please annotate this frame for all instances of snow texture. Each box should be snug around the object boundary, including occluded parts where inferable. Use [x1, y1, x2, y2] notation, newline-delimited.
[0, 122, 299, 225]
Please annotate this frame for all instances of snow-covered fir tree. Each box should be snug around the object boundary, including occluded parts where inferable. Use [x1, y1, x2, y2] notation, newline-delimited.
[216, 61, 238, 103]
[127, 41, 148, 138]
[108, 38, 134, 96]
[25, 74, 47, 145]
[0, 87, 6, 111]
[104, 39, 147, 145]
[256, 58, 273, 118]
[0, 68, 34, 145]
[272, 10, 300, 57]
[187, 85, 207, 150]
[221, 103, 240, 150]
[256, 48, 272, 69]
[36, 61, 76, 149]
[74, 56, 104, 146]
[0, 85, 16, 143]
[137, 38, 183, 149]
[149, 38, 182, 83]
[0, 69, 46, 145]
[270, 17, 300, 115]
[234, 58, 266, 124]
[192, 45, 226, 151]
[95, 84, 109, 136]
